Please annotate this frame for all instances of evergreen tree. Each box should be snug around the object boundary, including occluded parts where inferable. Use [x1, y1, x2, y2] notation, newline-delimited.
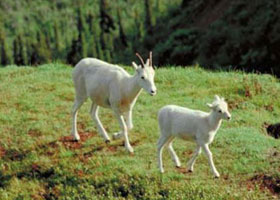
[144, 0, 153, 35]
[13, 34, 27, 66]
[0, 30, 12, 65]
[77, 7, 87, 58]
[117, 8, 128, 48]
[35, 32, 52, 64]
[67, 38, 79, 65]
[99, 0, 115, 50]
[53, 21, 63, 59]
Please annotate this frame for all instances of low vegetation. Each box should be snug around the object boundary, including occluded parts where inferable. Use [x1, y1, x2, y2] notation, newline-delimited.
[0, 64, 280, 199]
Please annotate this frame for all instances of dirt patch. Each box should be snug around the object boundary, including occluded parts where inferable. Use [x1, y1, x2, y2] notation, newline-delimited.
[17, 163, 55, 180]
[248, 174, 280, 196]
[264, 104, 274, 112]
[107, 139, 141, 153]
[0, 146, 6, 158]
[266, 123, 280, 139]
[176, 167, 190, 174]
[266, 147, 280, 165]
[78, 139, 141, 162]
[183, 150, 193, 156]
[59, 132, 96, 149]
[3, 149, 28, 161]
[75, 169, 85, 177]
[227, 100, 240, 110]
[28, 129, 42, 137]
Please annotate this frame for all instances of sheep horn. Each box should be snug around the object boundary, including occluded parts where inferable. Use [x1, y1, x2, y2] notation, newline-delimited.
[149, 51, 153, 67]
[136, 53, 145, 68]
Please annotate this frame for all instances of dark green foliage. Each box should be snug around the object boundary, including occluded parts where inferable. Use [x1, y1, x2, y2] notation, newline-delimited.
[33, 32, 52, 65]
[0, 31, 12, 65]
[155, 28, 201, 65]
[13, 34, 27, 66]
[117, 8, 127, 48]
[2, 0, 280, 76]
[0, 0, 180, 66]
[144, 0, 153, 35]
[147, 0, 280, 76]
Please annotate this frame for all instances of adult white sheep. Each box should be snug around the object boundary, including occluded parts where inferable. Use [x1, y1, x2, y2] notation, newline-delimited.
[71, 52, 156, 153]
[157, 95, 231, 178]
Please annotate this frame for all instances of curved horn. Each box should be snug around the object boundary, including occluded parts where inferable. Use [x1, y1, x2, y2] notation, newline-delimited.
[136, 52, 145, 68]
[149, 51, 152, 67]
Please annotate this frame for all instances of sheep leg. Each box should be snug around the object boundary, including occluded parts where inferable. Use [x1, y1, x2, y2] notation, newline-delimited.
[113, 109, 133, 153]
[71, 97, 86, 141]
[201, 144, 220, 178]
[157, 134, 171, 173]
[167, 140, 181, 167]
[113, 110, 133, 139]
[186, 145, 202, 172]
[90, 103, 110, 143]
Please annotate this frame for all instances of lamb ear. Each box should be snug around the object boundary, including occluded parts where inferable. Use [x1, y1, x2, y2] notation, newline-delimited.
[132, 62, 138, 70]
[221, 97, 225, 101]
[214, 95, 220, 101]
[207, 103, 214, 108]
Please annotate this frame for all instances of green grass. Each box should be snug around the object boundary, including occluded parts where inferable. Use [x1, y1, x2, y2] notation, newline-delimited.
[1, 64, 280, 199]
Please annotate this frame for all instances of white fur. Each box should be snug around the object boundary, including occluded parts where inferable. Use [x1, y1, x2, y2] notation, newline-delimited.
[157, 95, 231, 177]
[72, 57, 156, 153]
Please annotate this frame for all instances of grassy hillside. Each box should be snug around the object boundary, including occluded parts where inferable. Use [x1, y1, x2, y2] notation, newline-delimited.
[1, 64, 280, 199]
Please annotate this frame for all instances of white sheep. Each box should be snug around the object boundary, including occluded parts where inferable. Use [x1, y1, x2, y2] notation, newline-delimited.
[71, 52, 156, 153]
[157, 95, 231, 177]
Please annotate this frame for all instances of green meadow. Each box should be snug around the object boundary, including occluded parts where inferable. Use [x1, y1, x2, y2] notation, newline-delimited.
[0, 64, 280, 199]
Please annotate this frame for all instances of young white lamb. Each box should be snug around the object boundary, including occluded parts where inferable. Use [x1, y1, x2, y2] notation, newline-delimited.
[72, 52, 156, 153]
[157, 95, 231, 178]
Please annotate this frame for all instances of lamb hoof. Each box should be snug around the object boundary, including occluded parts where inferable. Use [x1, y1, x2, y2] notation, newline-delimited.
[105, 139, 111, 144]
[188, 169, 193, 173]
[214, 174, 220, 179]
[175, 166, 181, 169]
[126, 146, 134, 154]
[113, 132, 123, 140]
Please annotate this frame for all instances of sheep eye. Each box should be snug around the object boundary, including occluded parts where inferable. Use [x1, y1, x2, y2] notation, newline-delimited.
[218, 110, 222, 113]
[141, 76, 145, 79]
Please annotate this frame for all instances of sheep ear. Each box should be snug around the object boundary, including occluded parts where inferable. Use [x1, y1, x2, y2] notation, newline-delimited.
[207, 103, 214, 109]
[132, 62, 138, 70]
[221, 97, 225, 101]
[214, 95, 220, 101]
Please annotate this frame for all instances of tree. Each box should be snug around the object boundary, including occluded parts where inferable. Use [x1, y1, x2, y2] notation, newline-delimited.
[34, 31, 52, 64]
[117, 8, 128, 48]
[99, 0, 115, 50]
[144, 0, 153, 35]
[0, 30, 12, 65]
[67, 8, 88, 65]
[77, 7, 87, 58]
[53, 21, 63, 59]
[13, 34, 27, 66]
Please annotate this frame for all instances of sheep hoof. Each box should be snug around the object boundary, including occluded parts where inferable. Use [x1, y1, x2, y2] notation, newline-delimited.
[73, 136, 80, 142]
[175, 166, 181, 169]
[188, 169, 193, 173]
[105, 139, 111, 144]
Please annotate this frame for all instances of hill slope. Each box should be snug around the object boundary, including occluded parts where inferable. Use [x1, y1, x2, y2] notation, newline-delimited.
[148, 0, 280, 75]
[1, 64, 280, 199]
